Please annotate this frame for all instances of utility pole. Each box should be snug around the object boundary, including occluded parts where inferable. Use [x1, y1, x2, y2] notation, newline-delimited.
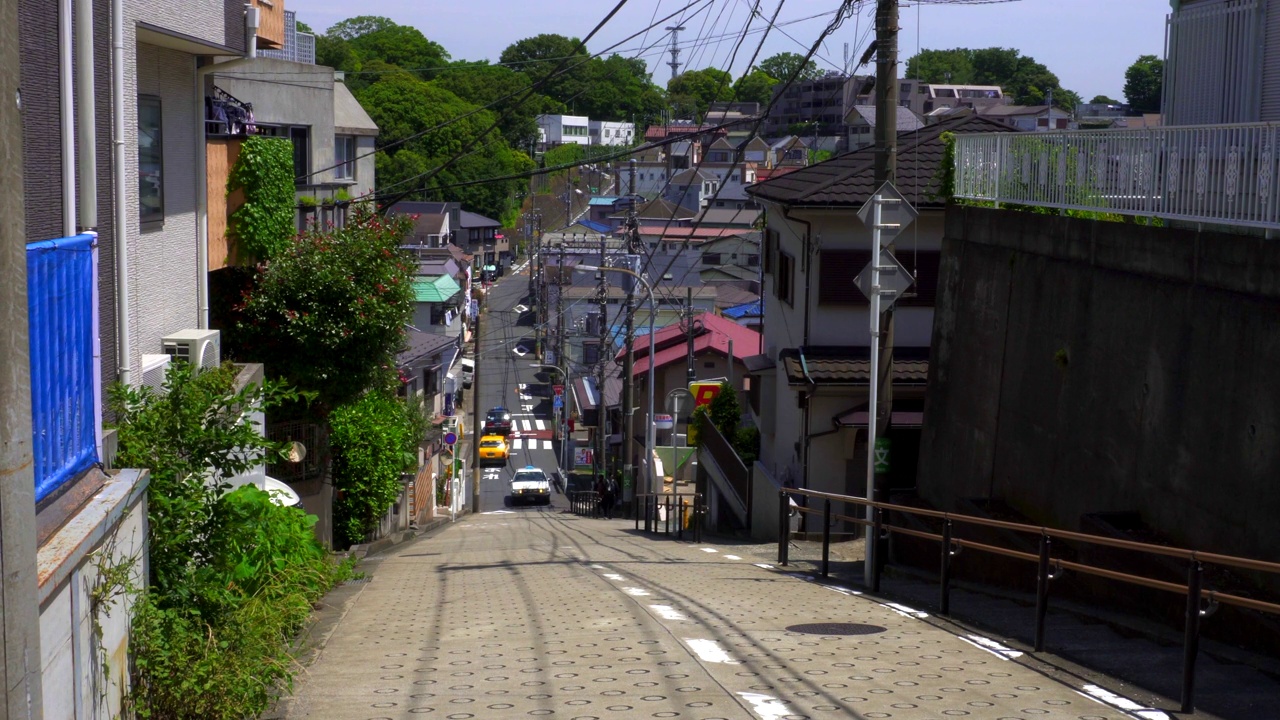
[1, 0, 47, 709]
[595, 237, 609, 484]
[471, 294, 482, 514]
[557, 245, 566, 369]
[867, 0, 900, 583]
[685, 287, 697, 383]
[621, 209, 640, 506]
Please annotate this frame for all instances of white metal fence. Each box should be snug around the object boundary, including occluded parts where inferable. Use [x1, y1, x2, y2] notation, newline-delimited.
[953, 124, 1280, 231]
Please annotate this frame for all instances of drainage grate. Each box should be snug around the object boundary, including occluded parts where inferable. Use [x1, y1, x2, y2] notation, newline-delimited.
[341, 576, 372, 585]
[786, 622, 886, 636]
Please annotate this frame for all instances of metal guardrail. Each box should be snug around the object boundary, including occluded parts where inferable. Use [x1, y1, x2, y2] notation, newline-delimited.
[632, 492, 704, 543]
[953, 124, 1280, 231]
[777, 487, 1280, 714]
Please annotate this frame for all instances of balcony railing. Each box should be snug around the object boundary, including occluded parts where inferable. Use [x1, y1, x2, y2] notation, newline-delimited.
[953, 123, 1280, 232]
[27, 234, 99, 502]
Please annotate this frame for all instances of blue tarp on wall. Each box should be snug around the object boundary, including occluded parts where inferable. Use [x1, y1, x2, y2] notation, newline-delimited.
[27, 233, 99, 502]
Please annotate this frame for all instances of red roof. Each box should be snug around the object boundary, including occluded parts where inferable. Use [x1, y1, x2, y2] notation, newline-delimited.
[636, 226, 746, 239]
[620, 312, 762, 376]
[754, 166, 801, 182]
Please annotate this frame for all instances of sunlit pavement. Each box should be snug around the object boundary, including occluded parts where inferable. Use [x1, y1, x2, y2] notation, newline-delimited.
[267, 511, 1192, 720]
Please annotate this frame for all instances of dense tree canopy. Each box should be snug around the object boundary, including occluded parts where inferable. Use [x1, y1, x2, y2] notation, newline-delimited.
[668, 68, 734, 120]
[1090, 95, 1120, 105]
[1124, 55, 1164, 114]
[732, 68, 779, 107]
[758, 52, 822, 83]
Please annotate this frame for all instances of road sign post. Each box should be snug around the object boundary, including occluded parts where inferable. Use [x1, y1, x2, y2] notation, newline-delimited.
[856, 182, 917, 588]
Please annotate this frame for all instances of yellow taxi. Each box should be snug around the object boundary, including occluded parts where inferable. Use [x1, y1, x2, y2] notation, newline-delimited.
[478, 434, 509, 466]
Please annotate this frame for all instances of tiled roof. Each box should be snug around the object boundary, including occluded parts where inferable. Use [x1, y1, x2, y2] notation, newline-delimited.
[398, 330, 458, 366]
[588, 196, 620, 206]
[721, 299, 762, 318]
[779, 347, 930, 385]
[458, 210, 501, 229]
[621, 312, 761, 376]
[847, 105, 925, 133]
[748, 114, 1020, 209]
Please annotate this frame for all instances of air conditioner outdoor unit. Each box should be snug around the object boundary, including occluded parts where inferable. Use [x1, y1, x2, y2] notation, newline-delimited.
[138, 353, 171, 392]
[162, 328, 221, 371]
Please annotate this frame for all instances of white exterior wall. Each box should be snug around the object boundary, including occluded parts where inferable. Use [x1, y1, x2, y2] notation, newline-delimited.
[539, 114, 590, 146]
[618, 160, 669, 198]
[39, 476, 148, 720]
[589, 120, 635, 146]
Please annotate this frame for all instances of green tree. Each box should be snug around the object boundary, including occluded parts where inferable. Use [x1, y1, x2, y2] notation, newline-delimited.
[315, 34, 361, 75]
[668, 67, 733, 119]
[1124, 54, 1164, 114]
[579, 54, 667, 123]
[326, 15, 397, 40]
[904, 49, 974, 84]
[233, 209, 417, 410]
[434, 61, 554, 149]
[1090, 94, 1120, 105]
[758, 52, 822, 82]
[330, 388, 421, 547]
[358, 73, 530, 219]
[733, 68, 779, 107]
[295, 20, 313, 33]
[500, 33, 591, 102]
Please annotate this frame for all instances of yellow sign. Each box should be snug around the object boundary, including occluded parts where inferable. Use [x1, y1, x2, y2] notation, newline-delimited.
[689, 381, 723, 409]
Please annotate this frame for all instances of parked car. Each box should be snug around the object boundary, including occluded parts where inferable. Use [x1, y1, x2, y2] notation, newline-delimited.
[484, 406, 512, 435]
[478, 435, 509, 466]
[510, 465, 551, 505]
[458, 357, 475, 389]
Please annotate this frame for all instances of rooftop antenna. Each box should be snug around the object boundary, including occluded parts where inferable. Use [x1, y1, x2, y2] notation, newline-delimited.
[666, 25, 686, 82]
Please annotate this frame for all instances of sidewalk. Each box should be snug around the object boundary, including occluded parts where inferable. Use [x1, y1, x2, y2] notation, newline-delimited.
[264, 512, 1256, 719]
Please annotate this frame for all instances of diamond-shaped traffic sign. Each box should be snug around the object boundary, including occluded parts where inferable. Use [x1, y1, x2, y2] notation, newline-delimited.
[854, 250, 915, 310]
[857, 181, 919, 249]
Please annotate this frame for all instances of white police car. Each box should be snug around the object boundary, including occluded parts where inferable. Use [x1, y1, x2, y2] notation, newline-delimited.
[510, 465, 552, 506]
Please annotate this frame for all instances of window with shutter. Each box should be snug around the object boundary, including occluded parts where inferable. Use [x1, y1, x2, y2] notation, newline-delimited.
[776, 252, 794, 306]
[818, 250, 871, 305]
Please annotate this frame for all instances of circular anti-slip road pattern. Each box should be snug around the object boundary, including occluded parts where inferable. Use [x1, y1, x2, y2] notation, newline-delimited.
[271, 511, 1172, 720]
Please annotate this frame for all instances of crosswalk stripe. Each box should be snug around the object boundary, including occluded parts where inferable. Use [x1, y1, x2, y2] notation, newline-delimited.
[543, 440, 553, 450]
[513, 439, 523, 449]
[535, 419, 546, 430]
[522, 419, 533, 431]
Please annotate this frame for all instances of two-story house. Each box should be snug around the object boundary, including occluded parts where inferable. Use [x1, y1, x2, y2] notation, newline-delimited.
[743, 114, 1017, 524]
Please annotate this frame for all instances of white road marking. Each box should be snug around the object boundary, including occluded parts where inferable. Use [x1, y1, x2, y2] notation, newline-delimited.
[960, 634, 1024, 660]
[521, 404, 534, 411]
[700, 547, 718, 553]
[602, 573, 625, 581]
[512, 439, 523, 450]
[522, 420, 533, 431]
[737, 692, 796, 720]
[543, 440, 553, 450]
[683, 638, 738, 664]
[511, 346, 527, 357]
[513, 304, 529, 313]
[624, 587, 651, 596]
[590, 564, 604, 569]
[483, 510, 515, 515]
[519, 394, 533, 400]
[753, 563, 774, 569]
[1079, 685, 1172, 720]
[649, 605, 687, 621]
[512, 412, 536, 416]
[724, 554, 741, 560]
[518, 383, 527, 390]
[883, 602, 930, 619]
[535, 419, 546, 430]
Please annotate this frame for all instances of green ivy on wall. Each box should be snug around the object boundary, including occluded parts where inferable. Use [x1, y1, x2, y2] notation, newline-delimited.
[228, 136, 297, 260]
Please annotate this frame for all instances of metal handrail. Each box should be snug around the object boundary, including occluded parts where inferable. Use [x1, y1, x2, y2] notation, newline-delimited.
[632, 492, 703, 543]
[775, 487, 1280, 714]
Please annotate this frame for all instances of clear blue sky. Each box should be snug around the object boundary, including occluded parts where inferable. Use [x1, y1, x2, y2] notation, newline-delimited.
[295, 0, 1171, 103]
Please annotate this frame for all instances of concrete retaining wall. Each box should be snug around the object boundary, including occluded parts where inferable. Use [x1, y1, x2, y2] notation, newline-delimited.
[919, 205, 1280, 563]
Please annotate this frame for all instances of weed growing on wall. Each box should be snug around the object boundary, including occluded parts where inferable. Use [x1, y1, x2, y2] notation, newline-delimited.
[330, 387, 424, 547]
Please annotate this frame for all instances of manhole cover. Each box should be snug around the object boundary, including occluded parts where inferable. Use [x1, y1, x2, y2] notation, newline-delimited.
[342, 576, 372, 585]
[786, 623, 886, 636]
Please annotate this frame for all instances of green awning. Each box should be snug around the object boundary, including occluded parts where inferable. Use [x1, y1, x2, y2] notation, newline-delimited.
[412, 275, 462, 303]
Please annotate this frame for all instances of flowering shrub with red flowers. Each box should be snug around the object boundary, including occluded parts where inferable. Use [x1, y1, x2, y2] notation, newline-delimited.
[235, 207, 416, 410]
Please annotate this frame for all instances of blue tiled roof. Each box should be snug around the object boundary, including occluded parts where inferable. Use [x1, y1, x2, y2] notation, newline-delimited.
[575, 219, 612, 234]
[588, 196, 620, 206]
[722, 301, 762, 319]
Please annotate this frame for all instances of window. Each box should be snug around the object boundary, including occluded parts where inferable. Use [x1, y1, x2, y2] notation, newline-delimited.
[746, 254, 760, 267]
[763, 229, 776, 272]
[776, 251, 794, 306]
[583, 341, 601, 366]
[818, 249, 871, 305]
[138, 95, 163, 225]
[335, 135, 356, 180]
[702, 253, 722, 265]
[290, 126, 310, 185]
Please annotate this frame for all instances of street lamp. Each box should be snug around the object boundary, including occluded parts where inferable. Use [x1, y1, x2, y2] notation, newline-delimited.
[574, 264, 657, 499]
[529, 362, 572, 474]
